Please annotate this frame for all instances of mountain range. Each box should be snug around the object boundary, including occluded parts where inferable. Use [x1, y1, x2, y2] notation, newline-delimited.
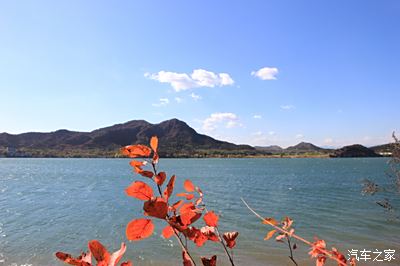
[0, 118, 390, 158]
[0, 119, 256, 157]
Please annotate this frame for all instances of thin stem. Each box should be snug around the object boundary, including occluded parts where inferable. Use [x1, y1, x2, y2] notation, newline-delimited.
[214, 226, 235, 266]
[203, 205, 235, 265]
[174, 231, 197, 266]
[150, 161, 197, 265]
[286, 236, 298, 266]
[151, 162, 163, 197]
[241, 198, 347, 266]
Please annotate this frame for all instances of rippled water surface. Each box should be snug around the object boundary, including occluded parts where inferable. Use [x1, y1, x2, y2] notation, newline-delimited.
[0, 158, 399, 265]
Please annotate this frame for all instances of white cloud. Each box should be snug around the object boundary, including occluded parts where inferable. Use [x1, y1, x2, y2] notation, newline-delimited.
[295, 134, 304, 139]
[280, 105, 295, 110]
[253, 114, 262, 119]
[145, 69, 234, 91]
[152, 98, 170, 107]
[226, 120, 240, 128]
[269, 131, 276, 136]
[251, 67, 279, 80]
[202, 112, 241, 132]
[175, 97, 183, 103]
[191, 93, 202, 101]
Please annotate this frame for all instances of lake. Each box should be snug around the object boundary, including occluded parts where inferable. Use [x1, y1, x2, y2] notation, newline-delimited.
[0, 158, 399, 265]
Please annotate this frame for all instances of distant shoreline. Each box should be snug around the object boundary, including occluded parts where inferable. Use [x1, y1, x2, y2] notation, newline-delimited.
[0, 154, 389, 159]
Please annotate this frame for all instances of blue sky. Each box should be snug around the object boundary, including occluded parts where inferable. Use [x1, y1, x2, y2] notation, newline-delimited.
[0, 1, 399, 147]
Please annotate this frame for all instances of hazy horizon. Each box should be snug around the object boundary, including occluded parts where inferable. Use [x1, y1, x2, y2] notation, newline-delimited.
[0, 117, 395, 149]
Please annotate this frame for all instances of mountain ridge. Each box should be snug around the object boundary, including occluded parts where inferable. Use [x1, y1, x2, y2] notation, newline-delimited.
[0, 118, 256, 157]
[0, 119, 393, 158]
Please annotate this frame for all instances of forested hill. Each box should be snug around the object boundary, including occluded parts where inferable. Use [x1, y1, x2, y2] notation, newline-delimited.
[0, 119, 256, 157]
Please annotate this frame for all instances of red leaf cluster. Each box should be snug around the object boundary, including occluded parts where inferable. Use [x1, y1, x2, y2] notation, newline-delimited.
[309, 239, 348, 266]
[56, 240, 131, 266]
[263, 216, 294, 242]
[122, 136, 239, 266]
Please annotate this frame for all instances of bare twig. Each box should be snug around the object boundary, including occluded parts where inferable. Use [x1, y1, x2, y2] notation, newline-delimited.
[214, 226, 235, 266]
[241, 198, 347, 266]
[286, 236, 298, 266]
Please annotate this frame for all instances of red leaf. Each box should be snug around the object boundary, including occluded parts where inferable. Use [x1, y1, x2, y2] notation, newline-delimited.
[150, 136, 158, 152]
[176, 193, 195, 200]
[223, 231, 239, 248]
[263, 217, 279, 226]
[125, 181, 154, 201]
[309, 238, 326, 258]
[88, 240, 110, 264]
[139, 170, 154, 178]
[194, 231, 208, 247]
[121, 145, 151, 158]
[264, 230, 276, 241]
[171, 200, 183, 212]
[155, 172, 166, 186]
[203, 211, 219, 227]
[120, 262, 132, 266]
[109, 242, 127, 266]
[180, 211, 196, 226]
[183, 226, 199, 240]
[201, 255, 217, 266]
[162, 225, 175, 239]
[143, 197, 168, 219]
[152, 152, 159, 164]
[126, 218, 154, 241]
[179, 203, 201, 226]
[163, 175, 176, 200]
[150, 136, 159, 164]
[181, 212, 201, 226]
[129, 160, 145, 173]
[282, 216, 293, 230]
[55, 252, 91, 266]
[129, 161, 153, 178]
[331, 247, 347, 265]
[182, 251, 193, 266]
[201, 226, 219, 242]
[183, 179, 195, 192]
[275, 233, 286, 241]
[180, 202, 195, 213]
[316, 256, 327, 266]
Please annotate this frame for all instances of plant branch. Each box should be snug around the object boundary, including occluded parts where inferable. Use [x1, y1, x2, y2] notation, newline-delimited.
[241, 198, 347, 266]
[215, 226, 235, 266]
[203, 205, 235, 265]
[174, 231, 197, 266]
[151, 162, 163, 197]
[286, 236, 298, 266]
[150, 160, 197, 265]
